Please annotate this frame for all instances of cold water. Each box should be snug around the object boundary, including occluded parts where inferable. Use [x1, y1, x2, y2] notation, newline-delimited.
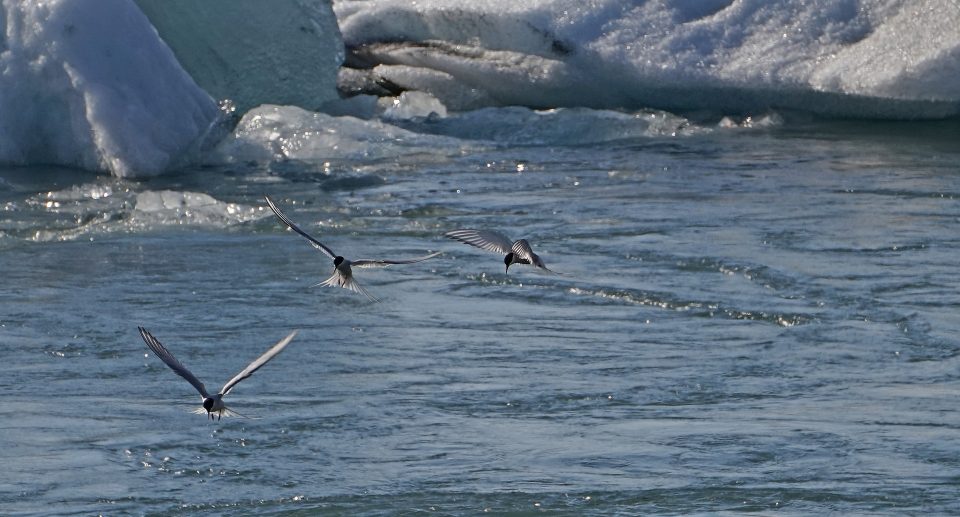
[2, 113, 959, 514]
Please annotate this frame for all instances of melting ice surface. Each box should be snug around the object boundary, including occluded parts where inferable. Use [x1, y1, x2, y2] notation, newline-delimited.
[0, 0, 341, 178]
[2, 0, 960, 177]
[336, 0, 960, 117]
[133, 0, 344, 114]
[0, 0, 220, 177]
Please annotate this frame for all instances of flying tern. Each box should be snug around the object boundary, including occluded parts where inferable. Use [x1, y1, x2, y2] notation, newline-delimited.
[139, 327, 297, 420]
[444, 229, 555, 274]
[265, 195, 441, 301]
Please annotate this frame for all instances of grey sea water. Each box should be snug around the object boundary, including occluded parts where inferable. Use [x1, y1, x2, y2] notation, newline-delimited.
[2, 115, 959, 515]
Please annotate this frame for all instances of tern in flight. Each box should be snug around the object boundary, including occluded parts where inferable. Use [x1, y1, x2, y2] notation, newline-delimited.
[265, 195, 441, 301]
[139, 327, 297, 420]
[445, 229, 555, 274]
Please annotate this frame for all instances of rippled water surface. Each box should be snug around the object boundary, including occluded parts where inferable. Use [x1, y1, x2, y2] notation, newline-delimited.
[2, 117, 959, 515]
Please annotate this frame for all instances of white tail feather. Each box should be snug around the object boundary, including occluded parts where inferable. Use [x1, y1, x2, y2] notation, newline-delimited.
[189, 406, 256, 419]
[313, 270, 379, 302]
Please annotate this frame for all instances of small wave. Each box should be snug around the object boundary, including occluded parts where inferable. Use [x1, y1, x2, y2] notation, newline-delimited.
[17, 183, 130, 243]
[566, 287, 812, 327]
[7, 185, 267, 243]
[319, 174, 386, 192]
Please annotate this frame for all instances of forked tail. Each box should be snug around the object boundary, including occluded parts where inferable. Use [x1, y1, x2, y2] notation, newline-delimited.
[313, 270, 380, 302]
[190, 406, 259, 419]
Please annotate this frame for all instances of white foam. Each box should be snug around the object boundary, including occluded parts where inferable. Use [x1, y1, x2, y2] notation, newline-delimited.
[335, 0, 960, 118]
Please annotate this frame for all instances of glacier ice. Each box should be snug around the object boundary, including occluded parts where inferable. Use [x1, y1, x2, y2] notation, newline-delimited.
[2, 0, 957, 181]
[381, 91, 449, 120]
[0, 0, 221, 177]
[334, 0, 960, 118]
[134, 0, 344, 114]
[0, 0, 345, 178]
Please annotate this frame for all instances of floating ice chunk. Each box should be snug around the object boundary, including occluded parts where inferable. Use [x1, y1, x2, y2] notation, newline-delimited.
[19, 183, 130, 242]
[135, 191, 221, 214]
[10, 184, 263, 242]
[133, 191, 265, 226]
[213, 102, 709, 167]
[381, 91, 448, 120]
[0, 0, 222, 177]
[134, 0, 344, 113]
[209, 104, 472, 165]
[396, 106, 706, 144]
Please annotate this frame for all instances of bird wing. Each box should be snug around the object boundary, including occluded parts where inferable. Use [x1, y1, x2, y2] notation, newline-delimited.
[511, 239, 557, 273]
[219, 330, 298, 396]
[510, 239, 536, 264]
[139, 327, 210, 398]
[264, 195, 336, 259]
[351, 251, 442, 269]
[444, 229, 513, 255]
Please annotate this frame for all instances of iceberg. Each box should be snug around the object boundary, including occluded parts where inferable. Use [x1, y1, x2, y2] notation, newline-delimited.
[0, 0, 221, 177]
[335, 0, 960, 118]
[0, 0, 344, 178]
[2, 0, 956, 180]
[134, 0, 344, 114]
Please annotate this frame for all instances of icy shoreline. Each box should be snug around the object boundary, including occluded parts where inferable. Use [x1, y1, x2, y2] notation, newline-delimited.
[1, 0, 958, 178]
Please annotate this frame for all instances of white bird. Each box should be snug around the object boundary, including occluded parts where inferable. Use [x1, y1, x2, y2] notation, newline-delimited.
[265, 195, 441, 301]
[139, 327, 297, 420]
[445, 229, 555, 274]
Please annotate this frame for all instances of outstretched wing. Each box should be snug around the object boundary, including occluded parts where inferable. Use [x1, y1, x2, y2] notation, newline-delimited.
[351, 251, 442, 269]
[264, 195, 336, 259]
[444, 229, 513, 255]
[512, 240, 555, 273]
[510, 239, 536, 265]
[139, 327, 210, 398]
[219, 330, 298, 396]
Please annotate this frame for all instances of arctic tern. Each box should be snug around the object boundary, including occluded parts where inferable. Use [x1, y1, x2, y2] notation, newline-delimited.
[139, 327, 297, 420]
[265, 195, 441, 301]
[444, 229, 555, 274]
